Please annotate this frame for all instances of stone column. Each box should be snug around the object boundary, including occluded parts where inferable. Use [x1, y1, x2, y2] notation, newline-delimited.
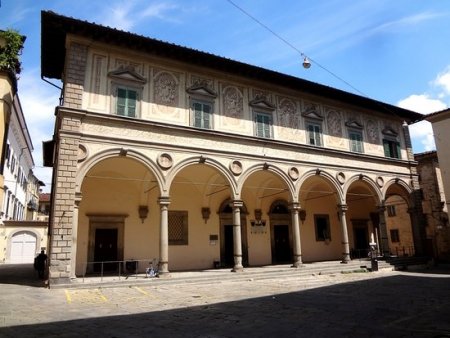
[70, 192, 82, 279]
[158, 197, 171, 277]
[289, 203, 303, 267]
[231, 200, 244, 272]
[378, 204, 390, 257]
[408, 205, 427, 256]
[338, 204, 351, 263]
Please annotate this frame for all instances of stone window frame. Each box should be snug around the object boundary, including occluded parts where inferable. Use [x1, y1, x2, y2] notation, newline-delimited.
[253, 111, 273, 139]
[190, 98, 214, 130]
[348, 129, 364, 153]
[306, 120, 323, 147]
[168, 210, 189, 245]
[387, 205, 396, 217]
[390, 229, 400, 243]
[111, 82, 143, 118]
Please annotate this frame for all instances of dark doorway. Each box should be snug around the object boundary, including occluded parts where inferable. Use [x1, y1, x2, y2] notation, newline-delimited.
[273, 225, 291, 263]
[223, 225, 234, 267]
[94, 228, 118, 272]
[353, 226, 369, 258]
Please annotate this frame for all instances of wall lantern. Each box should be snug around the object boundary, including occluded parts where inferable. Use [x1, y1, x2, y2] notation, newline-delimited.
[299, 209, 307, 222]
[201, 207, 211, 223]
[138, 205, 149, 223]
[251, 209, 266, 226]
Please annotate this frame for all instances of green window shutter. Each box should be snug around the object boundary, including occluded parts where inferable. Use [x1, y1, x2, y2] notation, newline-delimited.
[117, 88, 126, 116]
[203, 104, 211, 129]
[193, 102, 202, 128]
[383, 140, 390, 157]
[127, 90, 137, 117]
[396, 142, 401, 159]
[263, 115, 271, 138]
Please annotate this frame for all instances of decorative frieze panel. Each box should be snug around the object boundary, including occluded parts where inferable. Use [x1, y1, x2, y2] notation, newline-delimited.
[221, 84, 244, 127]
[154, 70, 179, 106]
[114, 58, 143, 75]
[301, 101, 323, 120]
[325, 107, 345, 149]
[89, 54, 107, 108]
[365, 119, 380, 151]
[277, 97, 299, 129]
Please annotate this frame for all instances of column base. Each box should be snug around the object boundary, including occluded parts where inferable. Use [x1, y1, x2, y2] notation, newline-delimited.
[341, 255, 351, 264]
[231, 266, 244, 272]
[291, 262, 303, 268]
[157, 271, 171, 279]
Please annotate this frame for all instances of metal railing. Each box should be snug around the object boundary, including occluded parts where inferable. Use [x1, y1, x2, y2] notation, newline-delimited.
[79, 258, 159, 283]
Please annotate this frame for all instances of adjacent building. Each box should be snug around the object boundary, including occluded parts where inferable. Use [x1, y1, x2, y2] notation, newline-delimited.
[41, 11, 425, 284]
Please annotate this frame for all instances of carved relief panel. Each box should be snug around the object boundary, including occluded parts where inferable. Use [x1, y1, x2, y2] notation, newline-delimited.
[276, 96, 301, 140]
[325, 107, 345, 149]
[365, 119, 380, 152]
[220, 84, 245, 129]
[152, 69, 181, 118]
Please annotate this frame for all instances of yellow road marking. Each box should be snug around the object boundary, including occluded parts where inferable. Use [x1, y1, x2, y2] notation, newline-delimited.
[134, 286, 149, 296]
[65, 290, 72, 304]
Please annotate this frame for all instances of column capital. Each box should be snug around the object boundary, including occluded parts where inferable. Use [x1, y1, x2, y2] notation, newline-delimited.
[229, 200, 243, 208]
[74, 192, 82, 207]
[158, 197, 171, 206]
[337, 204, 348, 212]
[289, 202, 301, 211]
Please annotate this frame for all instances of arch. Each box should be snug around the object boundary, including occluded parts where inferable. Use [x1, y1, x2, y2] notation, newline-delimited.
[382, 178, 414, 207]
[343, 174, 383, 205]
[76, 148, 165, 196]
[237, 163, 297, 203]
[297, 169, 344, 204]
[269, 199, 290, 214]
[218, 198, 249, 214]
[166, 156, 238, 198]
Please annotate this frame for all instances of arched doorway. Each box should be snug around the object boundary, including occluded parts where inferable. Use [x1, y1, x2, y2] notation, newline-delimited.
[219, 199, 248, 267]
[10, 231, 37, 263]
[79, 155, 159, 274]
[269, 200, 291, 263]
[345, 177, 382, 258]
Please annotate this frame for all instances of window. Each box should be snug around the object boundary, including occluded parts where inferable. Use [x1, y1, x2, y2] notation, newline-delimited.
[116, 86, 139, 117]
[168, 211, 188, 245]
[314, 214, 330, 241]
[5, 144, 10, 167]
[390, 229, 400, 243]
[383, 139, 401, 159]
[349, 130, 364, 153]
[192, 100, 212, 129]
[255, 112, 272, 138]
[387, 205, 396, 217]
[307, 122, 322, 146]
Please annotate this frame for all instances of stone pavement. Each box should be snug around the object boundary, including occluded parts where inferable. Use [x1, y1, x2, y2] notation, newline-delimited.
[0, 263, 450, 337]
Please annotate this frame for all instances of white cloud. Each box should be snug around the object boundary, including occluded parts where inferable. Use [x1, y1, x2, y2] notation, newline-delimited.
[374, 12, 444, 33]
[433, 66, 450, 95]
[18, 68, 59, 191]
[397, 94, 447, 114]
[397, 93, 447, 153]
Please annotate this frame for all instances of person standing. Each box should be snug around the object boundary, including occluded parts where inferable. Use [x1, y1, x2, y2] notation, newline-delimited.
[34, 250, 47, 279]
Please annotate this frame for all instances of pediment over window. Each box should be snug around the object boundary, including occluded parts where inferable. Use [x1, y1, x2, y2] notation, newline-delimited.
[108, 67, 147, 84]
[186, 83, 217, 98]
[345, 119, 363, 129]
[382, 126, 398, 137]
[301, 110, 323, 121]
[249, 97, 276, 111]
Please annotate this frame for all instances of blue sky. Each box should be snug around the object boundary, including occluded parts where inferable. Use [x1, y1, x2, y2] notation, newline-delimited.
[2, 0, 450, 191]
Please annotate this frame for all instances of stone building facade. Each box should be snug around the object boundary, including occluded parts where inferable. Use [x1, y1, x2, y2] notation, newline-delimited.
[41, 11, 425, 284]
[415, 151, 450, 261]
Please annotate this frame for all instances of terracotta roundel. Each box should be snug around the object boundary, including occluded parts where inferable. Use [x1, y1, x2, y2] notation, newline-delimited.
[336, 172, 346, 185]
[157, 153, 173, 170]
[288, 167, 299, 181]
[229, 160, 243, 176]
[376, 176, 384, 188]
[77, 144, 88, 162]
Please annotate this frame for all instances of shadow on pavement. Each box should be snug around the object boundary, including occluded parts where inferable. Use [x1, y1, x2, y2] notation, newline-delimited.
[1, 273, 450, 337]
[0, 264, 46, 287]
